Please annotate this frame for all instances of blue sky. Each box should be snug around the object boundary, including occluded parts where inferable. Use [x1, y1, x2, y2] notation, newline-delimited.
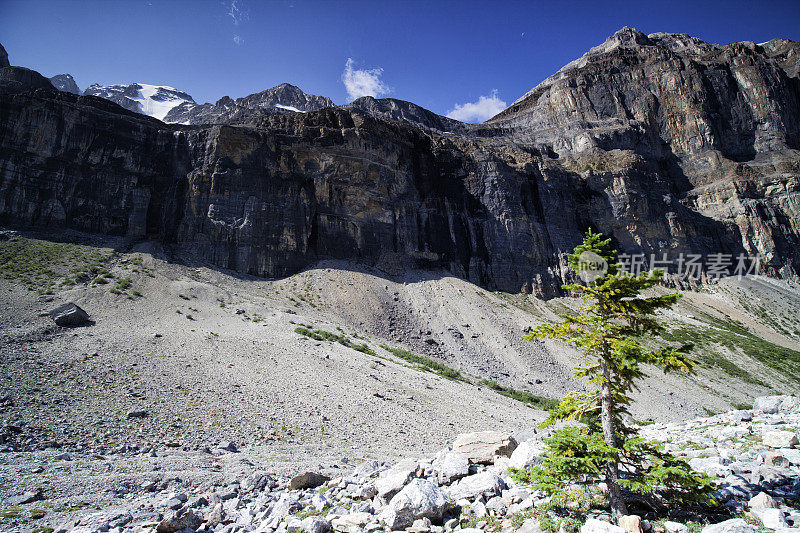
[2, 0, 799, 122]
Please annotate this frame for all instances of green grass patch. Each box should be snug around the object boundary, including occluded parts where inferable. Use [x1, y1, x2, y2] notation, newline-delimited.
[0, 237, 111, 294]
[662, 312, 800, 386]
[379, 344, 466, 381]
[295, 327, 376, 356]
[480, 379, 560, 410]
[0, 507, 22, 519]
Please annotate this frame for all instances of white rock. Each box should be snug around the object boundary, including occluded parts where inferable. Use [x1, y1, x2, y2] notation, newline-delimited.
[312, 493, 333, 511]
[663, 522, 689, 533]
[300, 516, 331, 533]
[763, 431, 799, 449]
[619, 515, 642, 533]
[259, 493, 302, 530]
[331, 512, 371, 533]
[688, 456, 732, 477]
[701, 518, 758, 533]
[445, 471, 503, 501]
[749, 492, 779, 509]
[376, 459, 418, 500]
[752, 508, 788, 530]
[754, 396, 788, 414]
[379, 479, 451, 530]
[508, 440, 544, 469]
[470, 500, 487, 518]
[517, 518, 543, 533]
[580, 518, 627, 533]
[452, 431, 518, 464]
[779, 396, 799, 412]
[434, 452, 470, 485]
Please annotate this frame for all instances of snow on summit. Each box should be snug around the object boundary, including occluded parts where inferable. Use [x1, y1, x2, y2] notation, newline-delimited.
[83, 83, 196, 121]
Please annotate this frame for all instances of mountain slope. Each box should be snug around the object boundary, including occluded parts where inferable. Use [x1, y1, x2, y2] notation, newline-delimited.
[164, 82, 335, 124]
[49, 73, 81, 94]
[82, 82, 196, 121]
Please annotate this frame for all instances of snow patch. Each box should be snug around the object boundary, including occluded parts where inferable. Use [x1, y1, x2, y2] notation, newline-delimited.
[274, 104, 304, 113]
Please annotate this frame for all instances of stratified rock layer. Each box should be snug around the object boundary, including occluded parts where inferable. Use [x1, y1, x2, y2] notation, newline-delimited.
[1, 29, 799, 295]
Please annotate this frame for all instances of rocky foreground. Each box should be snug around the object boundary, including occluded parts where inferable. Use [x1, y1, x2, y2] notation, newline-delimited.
[2, 396, 798, 533]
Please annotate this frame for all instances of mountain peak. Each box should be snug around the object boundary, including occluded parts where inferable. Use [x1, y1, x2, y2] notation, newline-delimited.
[49, 74, 81, 95]
[82, 83, 196, 121]
[0, 42, 9, 68]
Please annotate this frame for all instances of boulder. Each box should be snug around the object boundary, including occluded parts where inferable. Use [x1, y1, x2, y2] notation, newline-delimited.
[581, 518, 627, 533]
[751, 508, 788, 529]
[49, 302, 91, 327]
[445, 471, 503, 501]
[508, 440, 544, 469]
[754, 396, 787, 414]
[452, 431, 517, 464]
[764, 453, 790, 468]
[663, 522, 689, 533]
[433, 452, 470, 484]
[763, 431, 799, 449]
[289, 471, 330, 490]
[376, 459, 418, 500]
[299, 516, 331, 533]
[700, 519, 757, 533]
[331, 512, 371, 533]
[260, 493, 302, 530]
[749, 492, 779, 509]
[156, 510, 202, 533]
[204, 503, 225, 528]
[7, 490, 42, 505]
[688, 456, 732, 477]
[379, 479, 451, 530]
[619, 516, 643, 533]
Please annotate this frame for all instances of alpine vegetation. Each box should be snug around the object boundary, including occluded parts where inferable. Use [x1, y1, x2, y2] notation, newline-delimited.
[521, 232, 716, 521]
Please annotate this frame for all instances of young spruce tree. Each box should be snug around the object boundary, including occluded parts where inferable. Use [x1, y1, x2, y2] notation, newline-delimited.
[521, 231, 715, 521]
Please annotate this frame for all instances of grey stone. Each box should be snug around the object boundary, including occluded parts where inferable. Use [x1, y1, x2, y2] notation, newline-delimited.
[261, 493, 302, 530]
[754, 397, 787, 414]
[299, 515, 332, 533]
[376, 459, 418, 500]
[380, 479, 451, 530]
[663, 522, 689, 533]
[508, 440, 544, 470]
[289, 471, 330, 490]
[763, 431, 799, 449]
[7, 489, 42, 505]
[156, 510, 202, 533]
[434, 452, 470, 485]
[581, 518, 627, 533]
[752, 508, 788, 529]
[452, 431, 517, 465]
[701, 519, 758, 533]
[49, 303, 91, 327]
[445, 471, 503, 501]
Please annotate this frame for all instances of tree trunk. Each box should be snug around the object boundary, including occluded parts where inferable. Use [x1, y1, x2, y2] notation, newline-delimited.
[601, 359, 628, 522]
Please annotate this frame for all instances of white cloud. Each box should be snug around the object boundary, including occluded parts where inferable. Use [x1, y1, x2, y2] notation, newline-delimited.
[233, 34, 243, 45]
[446, 90, 507, 123]
[226, 0, 247, 25]
[341, 58, 391, 102]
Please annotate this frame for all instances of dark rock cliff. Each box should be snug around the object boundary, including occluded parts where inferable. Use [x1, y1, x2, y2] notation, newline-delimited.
[1, 29, 799, 296]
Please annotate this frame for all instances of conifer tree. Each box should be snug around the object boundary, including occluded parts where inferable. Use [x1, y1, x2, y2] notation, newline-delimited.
[522, 230, 714, 521]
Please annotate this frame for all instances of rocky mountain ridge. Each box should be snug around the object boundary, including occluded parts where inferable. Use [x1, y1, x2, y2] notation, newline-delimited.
[0, 29, 799, 296]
